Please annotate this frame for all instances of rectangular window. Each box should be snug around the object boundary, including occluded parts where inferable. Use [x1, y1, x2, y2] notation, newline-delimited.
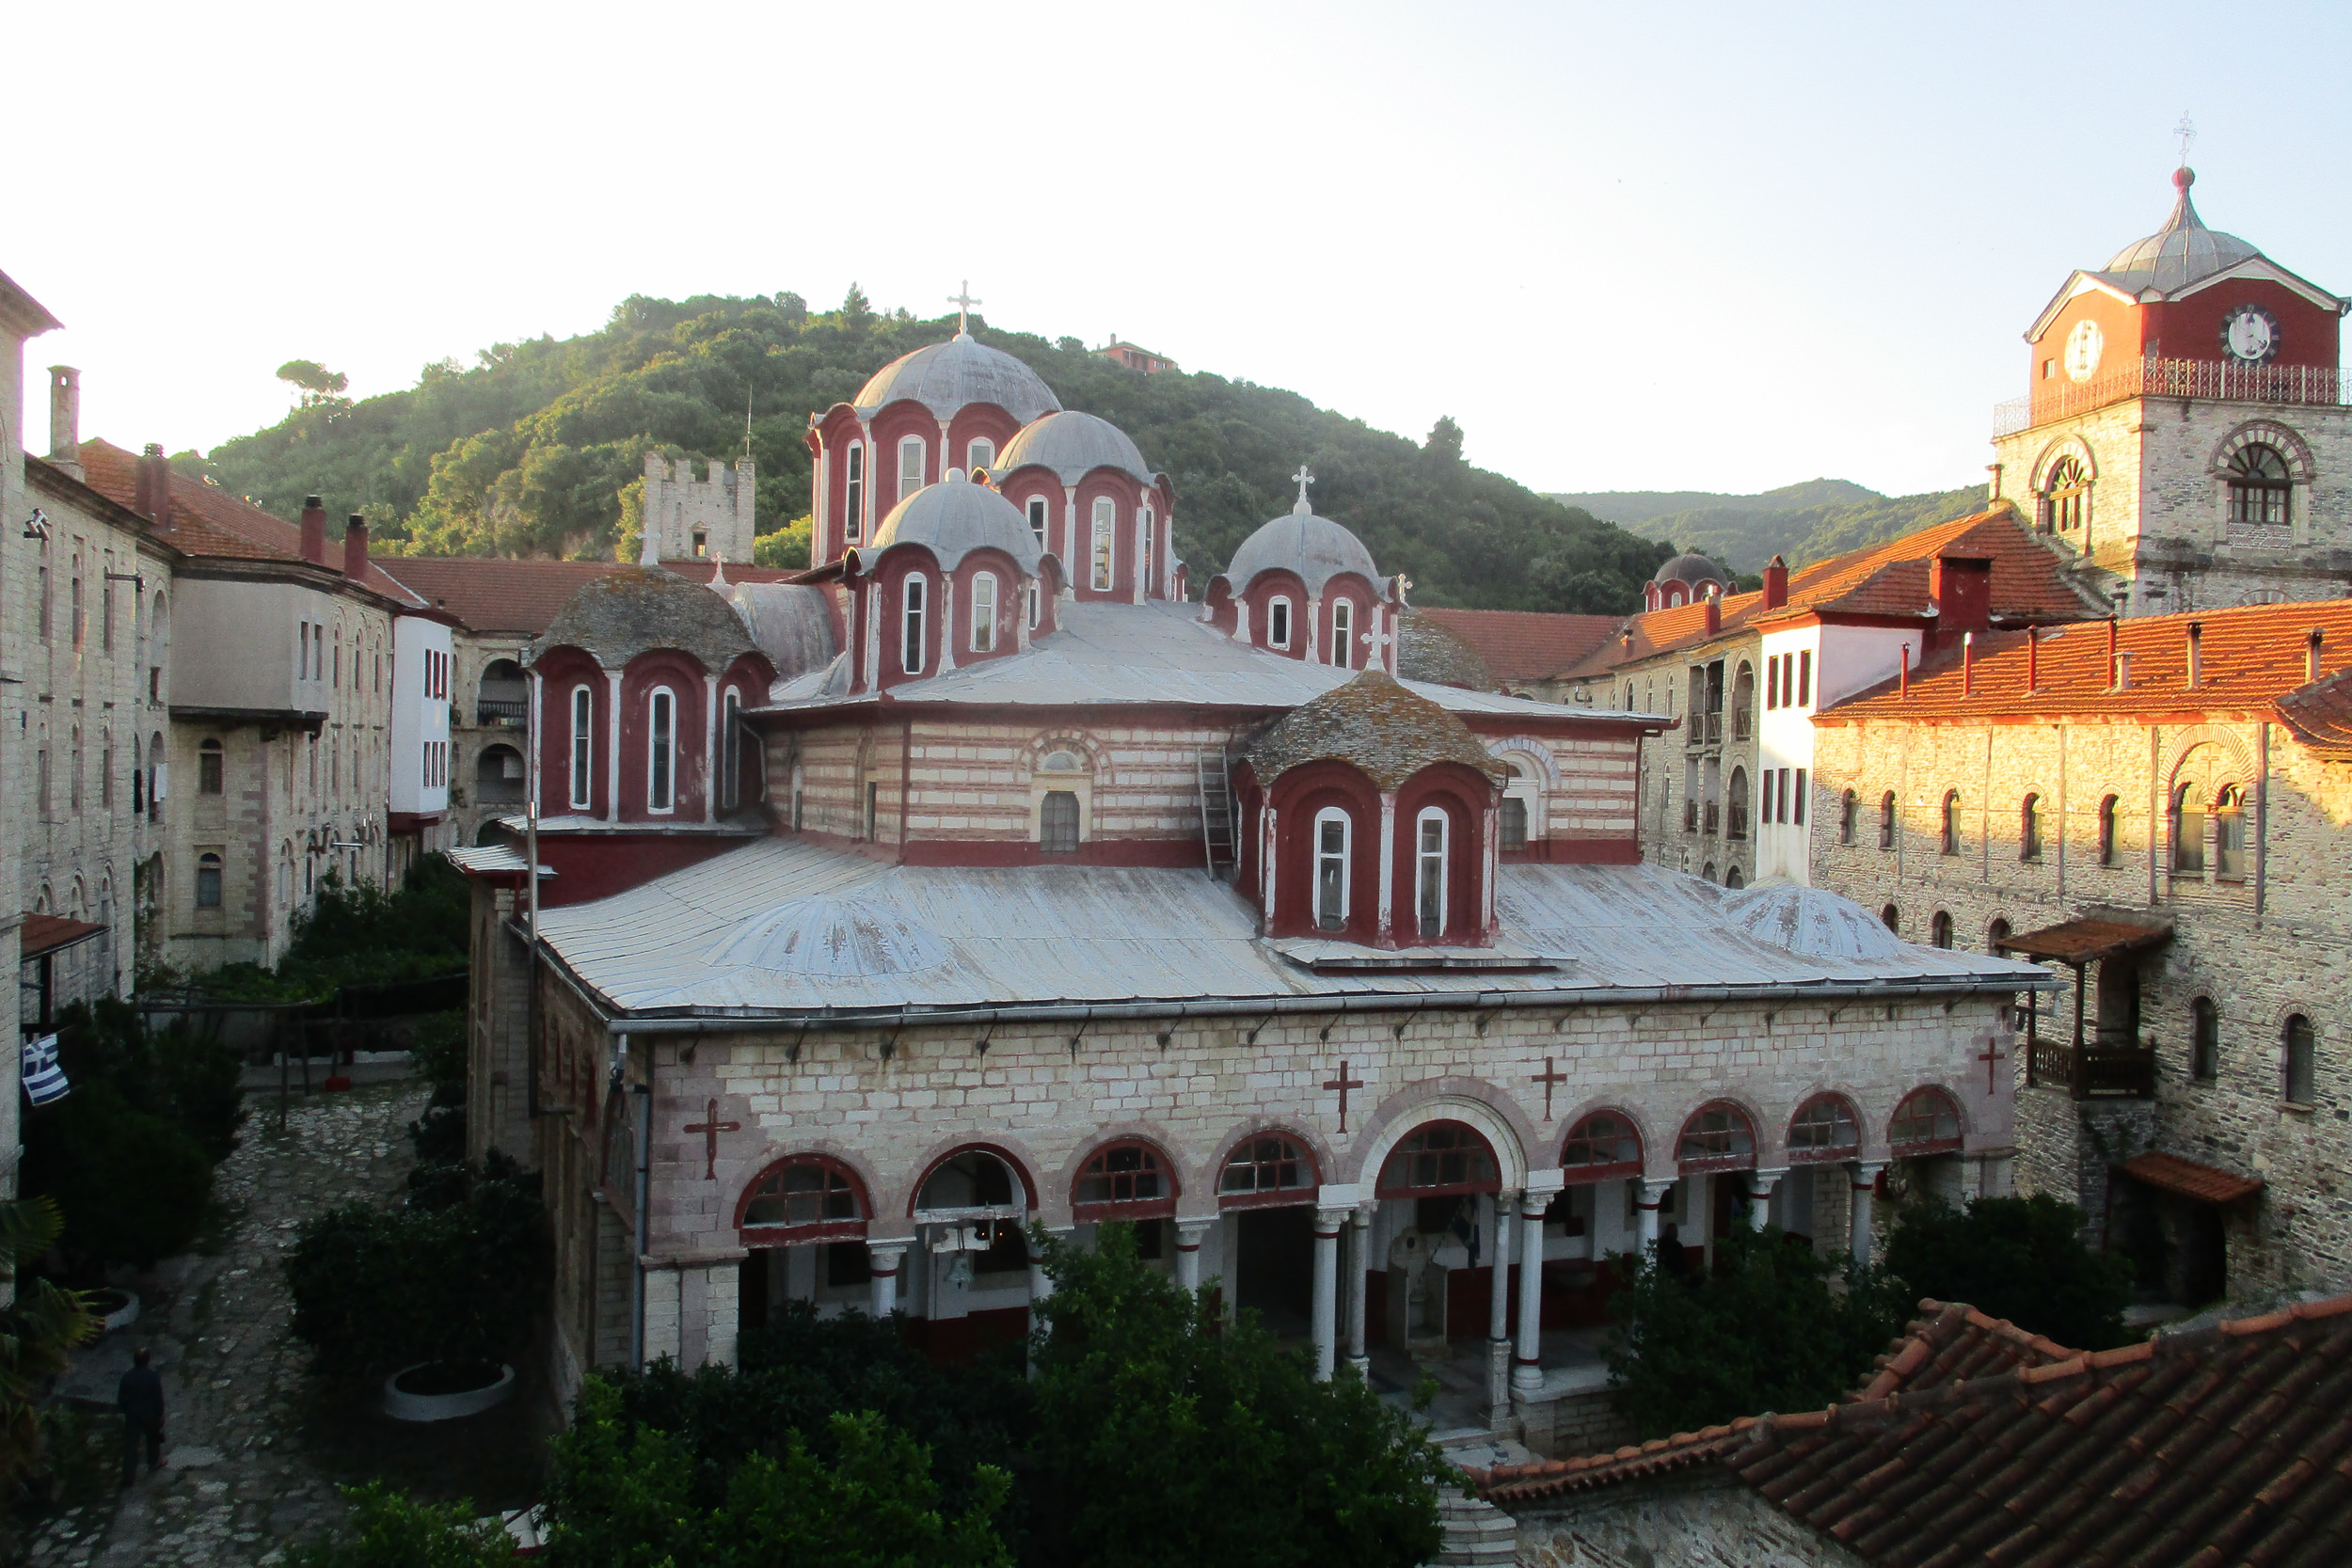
[971, 573, 997, 652]
[902, 576, 928, 674]
[844, 443, 866, 544]
[1778, 768, 1791, 823]
[1793, 768, 1806, 826]
[1499, 797, 1528, 852]
[648, 691, 675, 811]
[72, 551, 84, 650]
[1041, 789, 1080, 853]
[1090, 498, 1115, 592]
[1762, 769, 1776, 824]
[1026, 496, 1048, 548]
[1269, 598, 1292, 650]
[571, 688, 593, 809]
[39, 560, 51, 641]
[1765, 656, 1777, 711]
[898, 437, 925, 505]
[1797, 651, 1811, 706]
[195, 856, 223, 909]
[1416, 815, 1446, 938]
[103, 566, 115, 653]
[1330, 599, 1352, 668]
[722, 689, 742, 811]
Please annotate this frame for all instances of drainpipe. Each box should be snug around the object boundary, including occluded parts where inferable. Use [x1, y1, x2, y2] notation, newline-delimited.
[628, 1034, 651, 1370]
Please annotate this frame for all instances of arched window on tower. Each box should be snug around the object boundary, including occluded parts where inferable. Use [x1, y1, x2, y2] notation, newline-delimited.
[2047, 454, 2090, 535]
[1268, 597, 1293, 650]
[1839, 789, 1858, 845]
[1940, 790, 1962, 856]
[898, 436, 926, 507]
[843, 442, 866, 544]
[2226, 443, 2291, 528]
[2191, 995, 2219, 1081]
[2171, 782, 2204, 875]
[1025, 496, 1048, 549]
[2020, 793, 2042, 862]
[569, 686, 593, 810]
[1313, 807, 1352, 930]
[2098, 794, 2121, 865]
[1329, 599, 1353, 669]
[1415, 806, 1449, 939]
[970, 572, 998, 654]
[1879, 791, 1897, 850]
[2283, 1015, 2316, 1105]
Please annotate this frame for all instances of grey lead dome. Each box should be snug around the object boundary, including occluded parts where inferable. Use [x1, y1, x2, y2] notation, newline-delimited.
[1221, 493, 1383, 599]
[1652, 551, 1729, 588]
[868, 468, 1044, 576]
[853, 333, 1062, 424]
[993, 410, 1158, 486]
[2102, 168, 2263, 295]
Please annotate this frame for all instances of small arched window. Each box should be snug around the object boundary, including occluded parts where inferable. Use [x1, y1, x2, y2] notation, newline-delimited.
[2171, 782, 2204, 874]
[1040, 791, 1080, 854]
[1218, 1134, 1318, 1207]
[1414, 806, 1449, 939]
[1559, 1111, 1643, 1182]
[1701, 862, 1717, 884]
[970, 571, 998, 653]
[1313, 806, 1351, 931]
[1889, 1088, 1963, 1155]
[2047, 454, 2090, 533]
[1330, 599, 1353, 668]
[1988, 917, 2011, 955]
[1879, 791, 1897, 850]
[195, 852, 223, 910]
[2214, 785, 2247, 879]
[2020, 794, 2042, 862]
[1930, 911, 1954, 948]
[1073, 1140, 1177, 1221]
[2098, 794, 2121, 866]
[721, 689, 742, 812]
[1676, 1103, 1756, 1171]
[646, 688, 675, 812]
[843, 441, 866, 543]
[199, 737, 225, 796]
[1786, 1095, 1860, 1162]
[739, 1155, 869, 1242]
[2191, 996, 2219, 1082]
[1089, 497, 1116, 592]
[1724, 866, 1745, 889]
[966, 437, 996, 475]
[1940, 790, 1962, 856]
[1025, 496, 1049, 548]
[1267, 596, 1294, 650]
[1499, 763, 1532, 852]
[2226, 443, 2291, 529]
[901, 576, 928, 675]
[1727, 768, 1750, 841]
[1839, 789, 1858, 845]
[1881, 903, 1900, 933]
[570, 685, 595, 808]
[1375, 1122, 1501, 1197]
[2282, 1015, 2316, 1105]
[897, 436, 926, 505]
[790, 762, 805, 832]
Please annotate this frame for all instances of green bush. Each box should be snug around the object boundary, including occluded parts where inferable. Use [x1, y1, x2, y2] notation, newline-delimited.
[23, 1084, 215, 1272]
[286, 1154, 549, 1377]
[409, 1011, 466, 1094]
[287, 1481, 514, 1568]
[195, 859, 470, 1003]
[47, 999, 246, 1163]
[406, 1105, 467, 1165]
[1881, 1194, 2132, 1352]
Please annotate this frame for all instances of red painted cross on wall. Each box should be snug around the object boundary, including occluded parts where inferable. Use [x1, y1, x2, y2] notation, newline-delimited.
[1533, 1057, 1568, 1120]
[1322, 1061, 1366, 1132]
[683, 1099, 741, 1180]
[1979, 1038, 2008, 1096]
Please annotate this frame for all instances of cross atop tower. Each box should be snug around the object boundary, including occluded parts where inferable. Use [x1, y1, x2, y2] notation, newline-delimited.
[2173, 112, 2197, 168]
[948, 280, 982, 336]
[1292, 464, 1314, 512]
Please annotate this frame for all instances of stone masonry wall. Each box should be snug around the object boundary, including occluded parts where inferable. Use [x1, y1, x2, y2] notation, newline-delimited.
[1810, 712, 2352, 1296]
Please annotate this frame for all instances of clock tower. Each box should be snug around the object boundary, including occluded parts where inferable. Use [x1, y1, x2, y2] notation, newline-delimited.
[1990, 166, 2352, 614]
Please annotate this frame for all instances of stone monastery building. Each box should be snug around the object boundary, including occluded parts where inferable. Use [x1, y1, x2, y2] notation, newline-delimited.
[456, 326, 2043, 1449]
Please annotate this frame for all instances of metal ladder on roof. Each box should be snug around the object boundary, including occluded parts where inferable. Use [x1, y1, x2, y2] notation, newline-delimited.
[1197, 752, 1236, 878]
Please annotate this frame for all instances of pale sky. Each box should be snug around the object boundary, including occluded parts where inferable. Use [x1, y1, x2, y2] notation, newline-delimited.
[12, 0, 2351, 502]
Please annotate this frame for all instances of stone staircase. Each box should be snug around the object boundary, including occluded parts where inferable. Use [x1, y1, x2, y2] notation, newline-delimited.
[1428, 1427, 1527, 1566]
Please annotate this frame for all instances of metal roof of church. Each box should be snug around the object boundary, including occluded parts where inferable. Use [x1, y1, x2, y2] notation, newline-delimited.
[2097, 167, 2265, 295]
[852, 333, 1062, 423]
[531, 843, 2047, 1022]
[764, 600, 1643, 720]
[993, 410, 1159, 486]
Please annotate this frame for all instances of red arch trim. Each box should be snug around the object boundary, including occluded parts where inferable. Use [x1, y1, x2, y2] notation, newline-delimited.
[1785, 1093, 1863, 1164]
[1889, 1087, 1964, 1156]
[1214, 1128, 1323, 1211]
[1071, 1137, 1180, 1223]
[1676, 1100, 1758, 1173]
[736, 1153, 872, 1244]
[1558, 1109, 1645, 1184]
[905, 1142, 1040, 1219]
[1374, 1119, 1503, 1199]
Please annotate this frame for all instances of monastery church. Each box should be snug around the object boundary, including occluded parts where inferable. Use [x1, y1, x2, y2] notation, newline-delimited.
[458, 313, 2042, 1449]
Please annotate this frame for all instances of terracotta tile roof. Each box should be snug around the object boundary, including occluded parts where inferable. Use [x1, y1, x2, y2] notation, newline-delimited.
[1480, 1295, 2352, 1568]
[1395, 610, 1502, 692]
[77, 439, 424, 606]
[1559, 508, 2096, 681]
[380, 557, 799, 636]
[1412, 609, 1619, 686]
[19, 912, 107, 958]
[1817, 597, 2352, 727]
[2122, 1150, 2265, 1206]
[1732, 1294, 2352, 1568]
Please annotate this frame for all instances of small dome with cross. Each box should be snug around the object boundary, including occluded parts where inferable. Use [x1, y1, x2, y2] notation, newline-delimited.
[1218, 467, 1385, 601]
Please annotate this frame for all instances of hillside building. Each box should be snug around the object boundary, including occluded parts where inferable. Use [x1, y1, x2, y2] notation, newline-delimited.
[640, 451, 755, 566]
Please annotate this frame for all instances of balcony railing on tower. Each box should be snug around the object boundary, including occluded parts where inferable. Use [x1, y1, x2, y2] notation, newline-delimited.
[1995, 357, 2345, 439]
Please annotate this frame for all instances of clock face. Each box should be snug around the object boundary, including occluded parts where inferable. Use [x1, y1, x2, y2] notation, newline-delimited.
[2223, 306, 2279, 365]
[2064, 318, 2105, 382]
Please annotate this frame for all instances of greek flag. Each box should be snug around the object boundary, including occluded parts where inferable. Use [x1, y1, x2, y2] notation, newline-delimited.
[21, 1034, 69, 1106]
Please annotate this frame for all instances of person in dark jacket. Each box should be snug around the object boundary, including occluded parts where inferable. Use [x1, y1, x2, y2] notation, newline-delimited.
[117, 1346, 165, 1484]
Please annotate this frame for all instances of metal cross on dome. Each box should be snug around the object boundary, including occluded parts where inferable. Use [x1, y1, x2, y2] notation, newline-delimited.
[2173, 112, 2196, 166]
[948, 280, 981, 335]
[1292, 464, 1314, 507]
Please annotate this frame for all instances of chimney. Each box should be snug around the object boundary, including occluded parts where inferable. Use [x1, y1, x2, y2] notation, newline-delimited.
[1929, 554, 1993, 636]
[2185, 621, 2202, 689]
[343, 513, 369, 578]
[47, 367, 82, 477]
[1986, 461, 2003, 505]
[134, 443, 172, 531]
[1761, 554, 1788, 611]
[2309, 627, 2326, 684]
[1703, 596, 1721, 637]
[2026, 627, 2039, 692]
[299, 496, 328, 565]
[2106, 616, 2119, 688]
[1899, 641, 1911, 698]
[1963, 631, 1975, 696]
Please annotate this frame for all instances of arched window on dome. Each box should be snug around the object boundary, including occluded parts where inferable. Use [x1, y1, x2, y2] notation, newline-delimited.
[1330, 598, 1353, 669]
[2046, 454, 2090, 536]
[1888, 1088, 1963, 1156]
[2226, 443, 2291, 529]
[901, 576, 928, 675]
[1268, 597, 1294, 651]
[1089, 498, 1115, 592]
[1140, 507, 1155, 598]
[843, 442, 866, 545]
[646, 687, 675, 814]
[1313, 806, 1352, 931]
[1414, 806, 1450, 939]
[1025, 496, 1048, 550]
[966, 437, 995, 475]
[970, 572, 998, 654]
[721, 689, 742, 811]
[897, 436, 926, 508]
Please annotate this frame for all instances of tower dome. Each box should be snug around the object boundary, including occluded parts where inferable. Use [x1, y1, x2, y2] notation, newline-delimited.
[1652, 551, 1729, 591]
[1222, 488, 1383, 598]
[868, 467, 1042, 574]
[2102, 167, 2264, 294]
[853, 334, 1062, 424]
[993, 410, 1157, 485]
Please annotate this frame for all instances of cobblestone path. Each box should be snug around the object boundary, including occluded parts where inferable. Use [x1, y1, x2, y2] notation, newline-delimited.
[28, 1083, 432, 1567]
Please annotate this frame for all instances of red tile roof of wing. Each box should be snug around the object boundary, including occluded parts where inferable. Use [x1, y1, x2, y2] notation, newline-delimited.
[381, 557, 802, 635]
[1557, 508, 2094, 680]
[1412, 609, 1620, 686]
[77, 439, 424, 605]
[1817, 597, 2352, 727]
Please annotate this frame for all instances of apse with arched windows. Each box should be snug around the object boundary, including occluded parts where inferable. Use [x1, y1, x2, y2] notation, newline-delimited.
[532, 569, 775, 824]
[1233, 673, 1505, 947]
[990, 410, 1178, 605]
[840, 469, 1048, 694]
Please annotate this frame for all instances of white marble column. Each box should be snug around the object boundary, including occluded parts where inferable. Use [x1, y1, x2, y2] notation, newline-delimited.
[1636, 1178, 1675, 1250]
[1345, 1205, 1373, 1377]
[1311, 1207, 1344, 1382]
[1173, 1219, 1209, 1294]
[1487, 1198, 1514, 1418]
[1511, 1190, 1549, 1395]
[1850, 1163, 1885, 1261]
[867, 1242, 906, 1319]
[1747, 1166, 1787, 1227]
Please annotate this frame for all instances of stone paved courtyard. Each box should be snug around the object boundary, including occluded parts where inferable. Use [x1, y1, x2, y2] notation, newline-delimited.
[26, 1080, 542, 1566]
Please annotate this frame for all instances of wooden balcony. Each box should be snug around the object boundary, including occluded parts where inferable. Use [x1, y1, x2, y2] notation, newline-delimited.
[2026, 1037, 2156, 1100]
[1995, 356, 2344, 438]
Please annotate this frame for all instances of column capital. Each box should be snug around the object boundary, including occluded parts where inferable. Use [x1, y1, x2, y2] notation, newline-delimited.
[1638, 1176, 1678, 1205]
[1313, 1206, 1350, 1234]
[1850, 1159, 1888, 1186]
[866, 1242, 908, 1271]
[1522, 1169, 1566, 1200]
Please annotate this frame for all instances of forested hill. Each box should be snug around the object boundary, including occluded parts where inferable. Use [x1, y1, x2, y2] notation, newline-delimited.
[193, 291, 1674, 614]
[1549, 479, 1990, 576]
